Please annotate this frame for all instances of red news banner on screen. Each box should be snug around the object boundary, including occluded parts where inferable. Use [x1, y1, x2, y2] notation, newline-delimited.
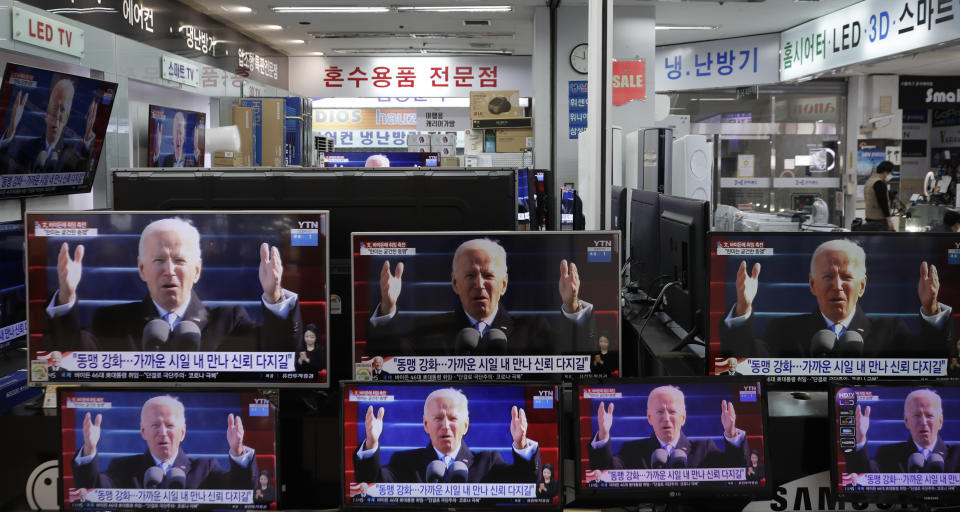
[27, 211, 330, 387]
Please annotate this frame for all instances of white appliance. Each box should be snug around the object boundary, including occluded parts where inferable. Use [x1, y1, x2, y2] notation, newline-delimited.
[670, 134, 713, 201]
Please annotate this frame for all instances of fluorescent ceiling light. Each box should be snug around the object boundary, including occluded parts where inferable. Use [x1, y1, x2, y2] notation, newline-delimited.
[332, 48, 513, 55]
[272, 6, 390, 13]
[258, 24, 284, 30]
[310, 51, 325, 56]
[396, 6, 512, 13]
[287, 39, 306, 44]
[310, 32, 513, 39]
[655, 24, 719, 30]
[48, 7, 116, 13]
[220, 5, 253, 13]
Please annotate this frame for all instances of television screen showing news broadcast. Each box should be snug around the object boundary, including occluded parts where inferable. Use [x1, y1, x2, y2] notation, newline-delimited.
[341, 382, 561, 509]
[576, 379, 770, 500]
[708, 233, 960, 378]
[832, 382, 960, 505]
[59, 389, 278, 510]
[27, 211, 329, 386]
[0, 63, 117, 198]
[324, 152, 439, 168]
[0, 222, 26, 351]
[147, 105, 205, 168]
[351, 232, 621, 380]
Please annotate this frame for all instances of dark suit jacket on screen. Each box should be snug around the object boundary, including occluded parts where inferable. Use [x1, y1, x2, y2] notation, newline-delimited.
[588, 432, 750, 470]
[2, 135, 91, 173]
[845, 436, 960, 473]
[366, 303, 596, 356]
[156, 153, 198, 167]
[353, 441, 540, 484]
[45, 290, 301, 352]
[718, 306, 952, 358]
[72, 449, 257, 489]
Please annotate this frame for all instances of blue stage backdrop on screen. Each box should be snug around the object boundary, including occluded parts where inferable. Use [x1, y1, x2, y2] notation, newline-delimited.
[352, 231, 621, 381]
[27, 211, 329, 387]
[708, 233, 960, 376]
[59, 388, 278, 510]
[0, 63, 117, 198]
[0, 222, 26, 351]
[832, 381, 960, 507]
[342, 382, 562, 509]
[147, 105, 205, 168]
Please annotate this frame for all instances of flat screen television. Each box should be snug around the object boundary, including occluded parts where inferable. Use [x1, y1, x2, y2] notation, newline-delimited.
[629, 189, 660, 290]
[341, 381, 562, 510]
[830, 381, 960, 507]
[708, 232, 960, 377]
[351, 231, 620, 380]
[575, 378, 771, 503]
[147, 105, 205, 167]
[26, 211, 329, 387]
[610, 186, 629, 259]
[58, 388, 279, 510]
[0, 63, 117, 198]
[0, 221, 26, 352]
[659, 194, 710, 336]
[111, 169, 517, 383]
[324, 152, 439, 167]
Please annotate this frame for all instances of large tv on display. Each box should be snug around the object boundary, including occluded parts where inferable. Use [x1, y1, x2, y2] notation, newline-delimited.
[575, 378, 771, 502]
[341, 381, 562, 510]
[26, 211, 329, 387]
[147, 105, 205, 167]
[0, 63, 116, 198]
[59, 388, 279, 510]
[830, 381, 960, 507]
[708, 233, 959, 377]
[351, 231, 620, 380]
[0, 221, 26, 352]
[324, 152, 439, 167]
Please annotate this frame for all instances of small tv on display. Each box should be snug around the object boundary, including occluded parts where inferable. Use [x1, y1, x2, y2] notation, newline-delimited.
[26, 211, 329, 387]
[147, 105, 205, 167]
[341, 381, 562, 510]
[575, 378, 771, 503]
[658, 194, 710, 336]
[830, 381, 960, 507]
[59, 388, 279, 510]
[0, 63, 117, 198]
[0, 222, 26, 351]
[351, 231, 620, 380]
[324, 152, 439, 167]
[708, 232, 959, 376]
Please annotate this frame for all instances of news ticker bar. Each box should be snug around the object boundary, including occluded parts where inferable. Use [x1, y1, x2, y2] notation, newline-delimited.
[44, 351, 295, 374]
[719, 358, 946, 376]
[70, 488, 253, 505]
[843, 473, 960, 487]
[585, 467, 747, 484]
[354, 482, 536, 499]
[0, 172, 85, 190]
[366, 355, 591, 376]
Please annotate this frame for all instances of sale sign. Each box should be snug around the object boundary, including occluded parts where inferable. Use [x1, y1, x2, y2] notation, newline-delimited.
[611, 60, 646, 106]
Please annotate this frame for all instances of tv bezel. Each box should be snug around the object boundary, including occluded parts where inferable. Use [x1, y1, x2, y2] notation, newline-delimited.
[658, 194, 710, 335]
[338, 379, 564, 511]
[573, 376, 774, 504]
[56, 386, 282, 511]
[349, 230, 623, 379]
[628, 189, 660, 290]
[828, 379, 960, 507]
[0, 220, 26, 352]
[26, 210, 331, 388]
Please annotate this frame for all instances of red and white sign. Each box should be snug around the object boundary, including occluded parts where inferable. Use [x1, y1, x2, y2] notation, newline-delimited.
[290, 56, 532, 97]
[611, 60, 646, 106]
[12, 7, 84, 58]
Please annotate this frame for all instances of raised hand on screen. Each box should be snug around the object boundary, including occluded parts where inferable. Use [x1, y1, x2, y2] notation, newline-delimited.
[81, 412, 102, 457]
[364, 405, 385, 451]
[3, 91, 28, 140]
[559, 259, 581, 313]
[56, 242, 84, 306]
[259, 243, 284, 304]
[735, 261, 761, 317]
[378, 261, 404, 316]
[595, 401, 614, 443]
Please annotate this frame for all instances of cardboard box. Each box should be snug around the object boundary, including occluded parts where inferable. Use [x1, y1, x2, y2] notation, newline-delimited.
[407, 133, 429, 146]
[441, 156, 460, 167]
[409, 144, 432, 154]
[470, 90, 523, 120]
[231, 106, 253, 167]
[214, 150, 245, 167]
[430, 132, 456, 146]
[495, 128, 533, 153]
[238, 98, 285, 166]
[435, 145, 456, 157]
[464, 129, 484, 155]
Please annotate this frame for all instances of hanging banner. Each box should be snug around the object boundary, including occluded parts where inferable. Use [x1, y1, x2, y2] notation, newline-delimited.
[656, 34, 779, 92]
[900, 76, 960, 109]
[611, 60, 646, 106]
[569, 81, 588, 139]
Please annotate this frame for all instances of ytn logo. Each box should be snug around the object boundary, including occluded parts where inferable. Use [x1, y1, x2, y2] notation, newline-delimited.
[299, 221, 319, 229]
[594, 240, 612, 248]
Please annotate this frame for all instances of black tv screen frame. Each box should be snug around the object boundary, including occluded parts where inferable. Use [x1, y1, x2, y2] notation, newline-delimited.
[658, 194, 709, 336]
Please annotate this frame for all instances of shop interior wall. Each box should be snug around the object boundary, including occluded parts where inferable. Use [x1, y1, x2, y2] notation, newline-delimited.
[0, 1, 289, 221]
[553, 6, 588, 190]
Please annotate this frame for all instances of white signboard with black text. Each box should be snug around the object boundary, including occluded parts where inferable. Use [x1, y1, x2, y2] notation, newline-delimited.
[656, 34, 780, 91]
[780, 0, 960, 80]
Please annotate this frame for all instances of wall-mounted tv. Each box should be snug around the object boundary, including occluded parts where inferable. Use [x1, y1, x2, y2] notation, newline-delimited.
[27, 211, 329, 387]
[147, 105, 205, 167]
[0, 63, 116, 198]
